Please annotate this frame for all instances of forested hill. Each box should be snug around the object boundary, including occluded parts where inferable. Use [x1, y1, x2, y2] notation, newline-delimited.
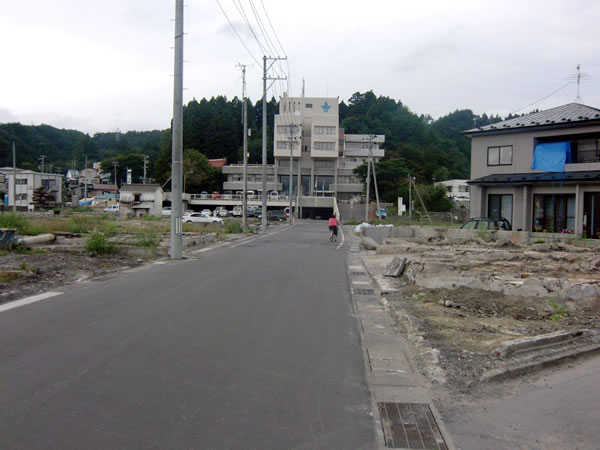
[1, 91, 506, 185]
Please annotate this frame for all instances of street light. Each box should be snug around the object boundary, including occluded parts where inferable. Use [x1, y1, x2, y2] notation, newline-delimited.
[183, 171, 193, 194]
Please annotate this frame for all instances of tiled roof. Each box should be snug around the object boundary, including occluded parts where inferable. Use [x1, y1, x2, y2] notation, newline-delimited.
[469, 170, 600, 185]
[463, 103, 600, 134]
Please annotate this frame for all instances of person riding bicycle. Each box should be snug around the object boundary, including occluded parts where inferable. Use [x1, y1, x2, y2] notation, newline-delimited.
[328, 214, 339, 241]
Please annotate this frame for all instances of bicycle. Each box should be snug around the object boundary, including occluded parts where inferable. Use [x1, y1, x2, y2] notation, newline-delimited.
[329, 227, 337, 242]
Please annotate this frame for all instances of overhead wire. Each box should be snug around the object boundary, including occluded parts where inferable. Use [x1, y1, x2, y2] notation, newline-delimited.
[215, 0, 261, 66]
[232, 0, 269, 56]
[512, 82, 574, 114]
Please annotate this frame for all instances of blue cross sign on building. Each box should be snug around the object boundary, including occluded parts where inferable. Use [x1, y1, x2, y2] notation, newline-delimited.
[321, 101, 331, 112]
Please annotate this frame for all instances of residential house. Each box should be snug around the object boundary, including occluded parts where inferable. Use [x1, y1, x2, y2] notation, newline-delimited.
[119, 184, 163, 217]
[464, 103, 600, 237]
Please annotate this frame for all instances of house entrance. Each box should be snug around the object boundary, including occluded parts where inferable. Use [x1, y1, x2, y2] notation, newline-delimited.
[584, 192, 600, 239]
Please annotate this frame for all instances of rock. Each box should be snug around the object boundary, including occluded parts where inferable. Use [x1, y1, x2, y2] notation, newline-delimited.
[361, 237, 379, 250]
[383, 257, 407, 277]
[520, 273, 530, 279]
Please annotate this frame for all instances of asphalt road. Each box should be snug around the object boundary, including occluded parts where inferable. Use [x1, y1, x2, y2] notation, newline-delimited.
[0, 221, 375, 449]
[440, 354, 600, 449]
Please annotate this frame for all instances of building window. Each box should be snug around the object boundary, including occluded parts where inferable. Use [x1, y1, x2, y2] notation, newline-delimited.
[446, 186, 453, 193]
[488, 194, 513, 226]
[16, 194, 28, 200]
[458, 185, 470, 193]
[305, 103, 312, 108]
[134, 194, 141, 202]
[303, 146, 309, 152]
[314, 126, 336, 135]
[533, 194, 575, 233]
[16, 178, 27, 185]
[313, 142, 335, 150]
[277, 141, 298, 150]
[314, 160, 335, 168]
[277, 125, 298, 135]
[487, 146, 512, 165]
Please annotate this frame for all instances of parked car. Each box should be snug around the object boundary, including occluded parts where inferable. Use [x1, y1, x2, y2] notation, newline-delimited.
[247, 206, 258, 217]
[376, 208, 387, 218]
[246, 190, 255, 199]
[232, 206, 242, 217]
[460, 217, 512, 231]
[284, 207, 290, 219]
[161, 207, 171, 216]
[103, 204, 119, 213]
[223, 191, 233, 200]
[269, 191, 279, 199]
[211, 192, 221, 199]
[200, 191, 209, 199]
[269, 209, 286, 221]
[214, 206, 229, 217]
[183, 213, 223, 224]
[200, 209, 212, 217]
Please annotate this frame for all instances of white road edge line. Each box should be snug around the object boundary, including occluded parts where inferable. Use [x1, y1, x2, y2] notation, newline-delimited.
[0, 291, 63, 314]
[336, 226, 345, 250]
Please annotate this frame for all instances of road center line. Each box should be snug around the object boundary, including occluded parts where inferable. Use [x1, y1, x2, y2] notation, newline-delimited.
[0, 292, 63, 314]
[230, 224, 291, 248]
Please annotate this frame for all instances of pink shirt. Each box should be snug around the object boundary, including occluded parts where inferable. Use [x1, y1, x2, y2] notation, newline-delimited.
[328, 217, 338, 227]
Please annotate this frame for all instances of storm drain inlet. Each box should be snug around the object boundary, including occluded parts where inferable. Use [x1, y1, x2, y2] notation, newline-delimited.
[378, 402, 447, 449]
[355, 288, 375, 295]
[351, 271, 367, 276]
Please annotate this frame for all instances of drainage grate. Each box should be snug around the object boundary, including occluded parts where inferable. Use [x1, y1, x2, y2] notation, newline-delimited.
[378, 402, 447, 449]
[351, 271, 367, 276]
[355, 288, 375, 295]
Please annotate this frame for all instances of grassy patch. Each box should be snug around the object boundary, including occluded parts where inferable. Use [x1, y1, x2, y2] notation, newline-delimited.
[549, 299, 567, 322]
[85, 232, 115, 255]
[71, 206, 94, 213]
[0, 271, 22, 283]
[135, 230, 161, 248]
[223, 219, 242, 234]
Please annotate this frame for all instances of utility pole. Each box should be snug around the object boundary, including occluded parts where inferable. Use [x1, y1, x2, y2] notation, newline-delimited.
[237, 63, 251, 232]
[286, 122, 298, 223]
[368, 135, 381, 220]
[142, 155, 149, 184]
[170, 0, 184, 259]
[365, 153, 371, 222]
[408, 174, 412, 220]
[112, 161, 119, 193]
[261, 55, 287, 232]
[12, 142, 16, 212]
[39, 155, 46, 174]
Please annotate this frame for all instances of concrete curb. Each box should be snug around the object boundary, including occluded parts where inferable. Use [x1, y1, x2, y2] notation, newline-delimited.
[481, 343, 600, 382]
[490, 329, 592, 359]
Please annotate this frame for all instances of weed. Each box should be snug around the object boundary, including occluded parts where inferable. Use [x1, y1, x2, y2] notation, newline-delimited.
[71, 206, 93, 212]
[135, 230, 161, 248]
[549, 299, 567, 322]
[10, 245, 47, 255]
[141, 215, 161, 222]
[534, 239, 545, 244]
[0, 271, 21, 283]
[85, 232, 115, 255]
[0, 214, 32, 235]
[18, 262, 28, 271]
[223, 219, 242, 234]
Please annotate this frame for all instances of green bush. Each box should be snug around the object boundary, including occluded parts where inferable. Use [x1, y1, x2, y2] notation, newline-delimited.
[223, 219, 242, 234]
[71, 206, 93, 212]
[135, 230, 161, 247]
[85, 232, 115, 255]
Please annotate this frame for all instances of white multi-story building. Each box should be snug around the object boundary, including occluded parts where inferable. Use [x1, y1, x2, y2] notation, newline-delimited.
[0, 168, 63, 209]
[222, 93, 384, 205]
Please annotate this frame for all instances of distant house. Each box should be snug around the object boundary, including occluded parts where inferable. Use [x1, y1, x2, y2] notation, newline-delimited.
[119, 184, 163, 218]
[435, 179, 470, 204]
[0, 168, 63, 210]
[463, 103, 600, 237]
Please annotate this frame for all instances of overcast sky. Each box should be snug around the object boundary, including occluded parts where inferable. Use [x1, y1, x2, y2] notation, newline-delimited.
[1, 0, 598, 134]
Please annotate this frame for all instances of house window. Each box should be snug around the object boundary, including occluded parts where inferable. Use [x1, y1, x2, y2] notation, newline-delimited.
[533, 194, 575, 233]
[277, 141, 298, 150]
[314, 160, 335, 168]
[487, 146, 512, 166]
[445, 186, 453, 193]
[134, 193, 141, 202]
[488, 194, 512, 226]
[458, 185, 470, 193]
[313, 142, 335, 150]
[16, 194, 27, 200]
[305, 103, 312, 108]
[16, 178, 27, 185]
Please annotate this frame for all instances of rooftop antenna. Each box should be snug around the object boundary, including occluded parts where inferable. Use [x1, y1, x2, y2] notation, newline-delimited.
[301, 77, 305, 98]
[568, 64, 591, 103]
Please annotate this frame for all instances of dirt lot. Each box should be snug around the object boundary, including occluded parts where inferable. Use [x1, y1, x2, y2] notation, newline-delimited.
[361, 237, 600, 391]
[0, 248, 142, 304]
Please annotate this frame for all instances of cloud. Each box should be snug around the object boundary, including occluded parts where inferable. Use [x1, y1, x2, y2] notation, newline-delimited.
[0, 108, 19, 123]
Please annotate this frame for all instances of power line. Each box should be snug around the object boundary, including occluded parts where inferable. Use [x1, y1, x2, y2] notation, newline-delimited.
[215, 0, 261, 66]
[233, 0, 269, 55]
[259, 0, 287, 56]
[511, 82, 574, 114]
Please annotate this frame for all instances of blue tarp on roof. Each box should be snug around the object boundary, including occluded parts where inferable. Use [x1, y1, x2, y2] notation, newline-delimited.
[531, 142, 571, 172]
